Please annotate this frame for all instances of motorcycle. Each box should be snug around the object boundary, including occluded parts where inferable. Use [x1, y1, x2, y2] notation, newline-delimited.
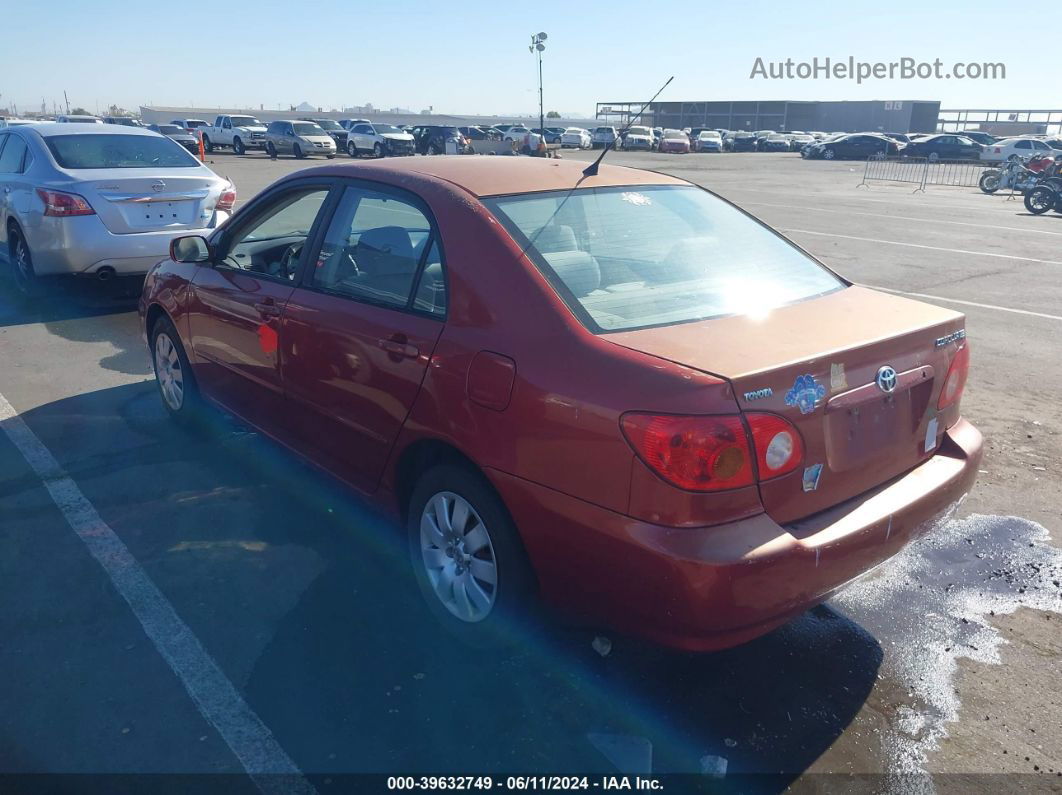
[1023, 183, 1062, 215]
[978, 154, 1062, 194]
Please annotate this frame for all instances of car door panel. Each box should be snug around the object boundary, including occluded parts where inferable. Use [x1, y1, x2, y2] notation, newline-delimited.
[281, 295, 443, 493]
[185, 183, 334, 439]
[278, 182, 447, 494]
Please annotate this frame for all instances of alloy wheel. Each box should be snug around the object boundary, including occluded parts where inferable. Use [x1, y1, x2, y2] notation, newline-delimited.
[419, 491, 498, 623]
[11, 234, 34, 294]
[154, 332, 185, 411]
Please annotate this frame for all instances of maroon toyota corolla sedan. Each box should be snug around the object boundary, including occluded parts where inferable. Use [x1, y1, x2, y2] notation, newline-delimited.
[139, 157, 981, 650]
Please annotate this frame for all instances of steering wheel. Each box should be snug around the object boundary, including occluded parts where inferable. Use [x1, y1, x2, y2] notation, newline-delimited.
[279, 243, 303, 279]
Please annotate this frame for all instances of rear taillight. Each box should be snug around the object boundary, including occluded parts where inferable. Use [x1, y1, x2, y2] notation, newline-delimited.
[216, 186, 237, 212]
[937, 343, 970, 410]
[36, 188, 95, 217]
[621, 413, 754, 492]
[746, 413, 804, 480]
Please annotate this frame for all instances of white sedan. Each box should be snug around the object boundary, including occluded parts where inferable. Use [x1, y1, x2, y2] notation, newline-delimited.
[980, 137, 1056, 162]
[560, 128, 591, 149]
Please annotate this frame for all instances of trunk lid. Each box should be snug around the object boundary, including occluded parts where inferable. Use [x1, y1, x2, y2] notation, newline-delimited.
[70, 171, 223, 234]
[605, 286, 966, 523]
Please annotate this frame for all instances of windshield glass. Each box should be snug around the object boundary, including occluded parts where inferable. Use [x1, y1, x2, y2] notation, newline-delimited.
[375, 124, 403, 134]
[663, 130, 685, 139]
[628, 127, 651, 136]
[485, 185, 844, 332]
[292, 123, 325, 136]
[44, 134, 201, 169]
[314, 120, 342, 130]
[230, 116, 261, 127]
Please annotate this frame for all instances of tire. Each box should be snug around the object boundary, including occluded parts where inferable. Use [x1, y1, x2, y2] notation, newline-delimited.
[202, 135, 214, 153]
[978, 171, 1001, 194]
[7, 225, 42, 299]
[823, 148, 836, 160]
[293, 143, 305, 159]
[1024, 185, 1056, 215]
[348, 141, 358, 157]
[407, 464, 537, 644]
[928, 152, 939, 162]
[326, 154, 335, 159]
[150, 316, 203, 426]
[266, 142, 277, 159]
[233, 137, 245, 156]
[373, 142, 383, 158]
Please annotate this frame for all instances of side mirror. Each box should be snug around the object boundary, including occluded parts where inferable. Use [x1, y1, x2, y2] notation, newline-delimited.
[170, 235, 212, 264]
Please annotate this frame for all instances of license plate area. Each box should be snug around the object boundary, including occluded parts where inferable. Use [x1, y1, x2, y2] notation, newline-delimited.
[125, 200, 197, 228]
[825, 391, 912, 471]
[823, 365, 933, 472]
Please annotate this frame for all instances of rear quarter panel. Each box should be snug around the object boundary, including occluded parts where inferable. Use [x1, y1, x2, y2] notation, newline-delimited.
[382, 177, 743, 517]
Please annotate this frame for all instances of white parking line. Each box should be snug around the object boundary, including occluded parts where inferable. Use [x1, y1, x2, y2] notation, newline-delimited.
[743, 200, 1062, 237]
[0, 392, 315, 795]
[782, 228, 1062, 267]
[866, 285, 1062, 322]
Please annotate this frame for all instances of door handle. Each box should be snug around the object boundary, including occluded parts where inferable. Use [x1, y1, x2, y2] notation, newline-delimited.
[254, 301, 281, 317]
[378, 338, 420, 359]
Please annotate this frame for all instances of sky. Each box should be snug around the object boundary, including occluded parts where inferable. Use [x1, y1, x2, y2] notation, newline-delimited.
[0, 0, 1050, 118]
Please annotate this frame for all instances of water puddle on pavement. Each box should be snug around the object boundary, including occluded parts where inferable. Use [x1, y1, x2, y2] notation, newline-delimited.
[832, 512, 1062, 790]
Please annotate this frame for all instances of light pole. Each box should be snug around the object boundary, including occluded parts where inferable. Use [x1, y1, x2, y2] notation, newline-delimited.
[529, 32, 547, 145]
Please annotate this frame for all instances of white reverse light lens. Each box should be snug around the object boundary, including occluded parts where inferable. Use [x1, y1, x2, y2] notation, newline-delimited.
[764, 431, 794, 471]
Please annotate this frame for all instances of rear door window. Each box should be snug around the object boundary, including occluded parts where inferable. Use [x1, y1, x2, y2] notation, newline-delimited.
[311, 185, 443, 313]
[0, 135, 27, 172]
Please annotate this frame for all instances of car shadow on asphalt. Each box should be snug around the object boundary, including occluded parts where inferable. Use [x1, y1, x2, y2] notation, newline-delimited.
[0, 275, 150, 376]
[5, 382, 884, 790]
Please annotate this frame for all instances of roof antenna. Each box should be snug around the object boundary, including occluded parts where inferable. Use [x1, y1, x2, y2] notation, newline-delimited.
[583, 76, 673, 178]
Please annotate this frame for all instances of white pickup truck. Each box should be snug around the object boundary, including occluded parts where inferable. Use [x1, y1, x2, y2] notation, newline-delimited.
[201, 114, 268, 155]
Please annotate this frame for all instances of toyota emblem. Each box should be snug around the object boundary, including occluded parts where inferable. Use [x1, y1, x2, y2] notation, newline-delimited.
[876, 365, 898, 393]
[151, 180, 166, 193]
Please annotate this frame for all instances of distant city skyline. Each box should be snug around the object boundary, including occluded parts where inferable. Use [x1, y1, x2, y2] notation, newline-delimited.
[1, 0, 1049, 120]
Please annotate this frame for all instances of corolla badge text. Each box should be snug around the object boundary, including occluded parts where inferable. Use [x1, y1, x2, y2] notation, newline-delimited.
[784, 374, 826, 415]
[934, 329, 966, 347]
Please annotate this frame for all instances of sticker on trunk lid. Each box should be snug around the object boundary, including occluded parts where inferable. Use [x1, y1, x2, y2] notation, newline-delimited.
[784, 374, 826, 415]
[802, 463, 823, 492]
[830, 363, 848, 392]
[924, 416, 939, 452]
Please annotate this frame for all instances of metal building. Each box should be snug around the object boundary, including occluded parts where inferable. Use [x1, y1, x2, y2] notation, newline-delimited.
[595, 100, 941, 134]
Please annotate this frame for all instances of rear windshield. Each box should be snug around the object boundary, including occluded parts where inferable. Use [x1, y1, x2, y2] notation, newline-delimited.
[156, 125, 182, 134]
[484, 185, 844, 332]
[45, 134, 201, 169]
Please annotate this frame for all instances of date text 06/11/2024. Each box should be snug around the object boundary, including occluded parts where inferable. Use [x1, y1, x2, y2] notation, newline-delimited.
[386, 776, 666, 791]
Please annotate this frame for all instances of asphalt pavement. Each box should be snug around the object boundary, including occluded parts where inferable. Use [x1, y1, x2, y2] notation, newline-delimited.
[0, 149, 1059, 793]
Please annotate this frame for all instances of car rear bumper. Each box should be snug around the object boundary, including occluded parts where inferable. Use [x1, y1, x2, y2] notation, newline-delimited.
[23, 213, 228, 276]
[488, 417, 982, 651]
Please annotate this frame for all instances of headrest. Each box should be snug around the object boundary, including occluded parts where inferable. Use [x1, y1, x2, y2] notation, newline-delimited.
[542, 250, 601, 297]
